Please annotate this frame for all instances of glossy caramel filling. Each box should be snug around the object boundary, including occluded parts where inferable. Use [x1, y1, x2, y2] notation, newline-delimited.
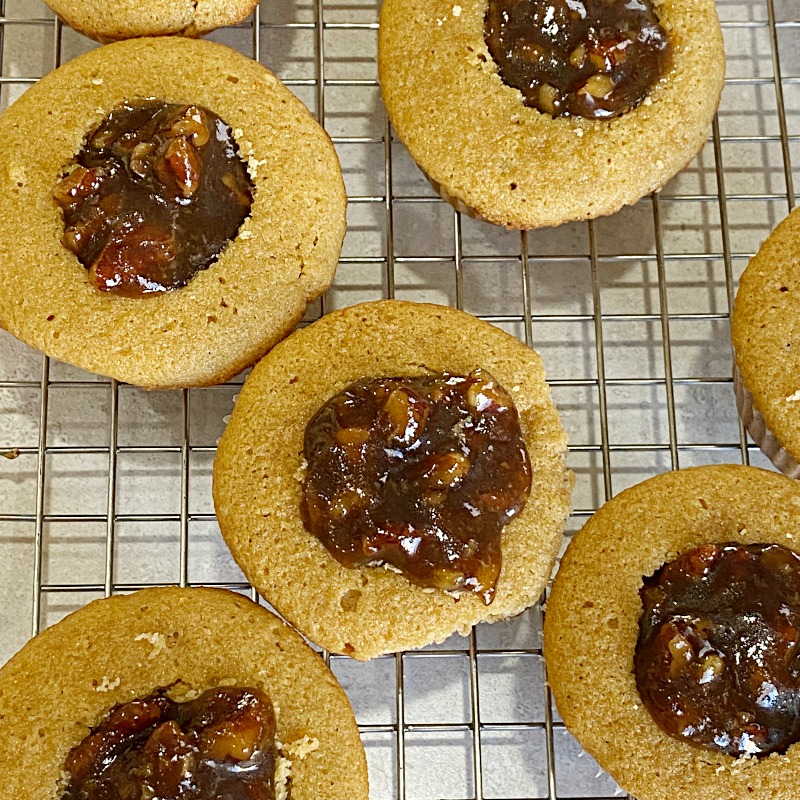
[635, 543, 800, 757]
[484, 0, 671, 119]
[301, 369, 531, 604]
[60, 687, 276, 800]
[53, 101, 253, 297]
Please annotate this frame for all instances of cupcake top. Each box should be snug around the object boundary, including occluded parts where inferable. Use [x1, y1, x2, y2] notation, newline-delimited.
[0, 37, 346, 388]
[378, 0, 725, 229]
[732, 206, 800, 466]
[0, 587, 368, 800]
[213, 300, 573, 659]
[44, 0, 260, 42]
[544, 464, 800, 800]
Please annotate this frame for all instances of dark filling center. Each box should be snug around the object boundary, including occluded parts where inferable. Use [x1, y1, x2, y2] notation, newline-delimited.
[60, 686, 277, 800]
[635, 543, 800, 757]
[484, 0, 672, 119]
[301, 369, 532, 604]
[53, 101, 253, 297]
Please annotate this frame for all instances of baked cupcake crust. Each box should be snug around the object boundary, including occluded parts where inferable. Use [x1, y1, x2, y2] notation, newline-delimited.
[0, 37, 346, 389]
[45, 0, 260, 42]
[0, 586, 368, 800]
[543, 464, 800, 800]
[732, 207, 800, 472]
[378, 0, 725, 229]
[213, 300, 573, 660]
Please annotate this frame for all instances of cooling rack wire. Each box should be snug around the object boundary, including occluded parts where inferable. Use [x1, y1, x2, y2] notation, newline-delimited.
[0, 0, 798, 797]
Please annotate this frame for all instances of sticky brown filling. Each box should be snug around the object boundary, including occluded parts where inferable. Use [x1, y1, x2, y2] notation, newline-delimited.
[301, 369, 531, 604]
[484, 0, 671, 119]
[60, 686, 277, 800]
[53, 101, 253, 297]
[635, 543, 800, 757]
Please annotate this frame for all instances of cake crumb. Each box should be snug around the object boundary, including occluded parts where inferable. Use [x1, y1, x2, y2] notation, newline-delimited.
[729, 750, 758, 771]
[57, 770, 72, 793]
[283, 735, 320, 759]
[247, 154, 267, 177]
[573, 128, 584, 137]
[8, 166, 26, 185]
[274, 753, 292, 800]
[134, 631, 167, 659]
[643, 96, 653, 106]
[294, 458, 308, 482]
[94, 675, 121, 692]
[786, 389, 800, 402]
[239, 230, 253, 240]
[91, 77, 103, 85]
[168, 685, 203, 702]
[452, 5, 462, 15]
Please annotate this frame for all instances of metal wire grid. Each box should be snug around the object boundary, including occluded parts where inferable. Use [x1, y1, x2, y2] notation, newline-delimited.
[0, 0, 797, 797]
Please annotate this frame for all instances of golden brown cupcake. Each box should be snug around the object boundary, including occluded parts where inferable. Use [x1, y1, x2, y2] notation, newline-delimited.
[378, 0, 725, 229]
[544, 464, 800, 800]
[0, 586, 368, 800]
[45, 0, 260, 42]
[732, 206, 800, 478]
[0, 37, 346, 389]
[213, 299, 573, 660]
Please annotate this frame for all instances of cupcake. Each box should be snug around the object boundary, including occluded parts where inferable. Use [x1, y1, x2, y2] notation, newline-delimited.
[213, 300, 573, 659]
[732, 206, 800, 478]
[0, 587, 368, 800]
[44, 0, 261, 42]
[0, 37, 346, 389]
[544, 464, 800, 800]
[378, 0, 725, 229]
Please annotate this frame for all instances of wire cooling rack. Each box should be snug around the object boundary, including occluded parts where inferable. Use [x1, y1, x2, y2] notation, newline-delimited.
[0, 0, 798, 797]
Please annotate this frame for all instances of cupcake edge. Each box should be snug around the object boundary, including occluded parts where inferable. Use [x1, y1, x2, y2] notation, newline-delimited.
[44, 0, 261, 43]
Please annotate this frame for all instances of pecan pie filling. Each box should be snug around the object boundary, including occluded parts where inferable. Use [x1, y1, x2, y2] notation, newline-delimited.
[635, 543, 800, 757]
[53, 101, 253, 297]
[301, 369, 531, 604]
[60, 686, 277, 800]
[484, 0, 672, 119]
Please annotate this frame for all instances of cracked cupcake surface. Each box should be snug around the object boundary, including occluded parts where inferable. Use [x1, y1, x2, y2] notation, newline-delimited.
[43, 0, 261, 42]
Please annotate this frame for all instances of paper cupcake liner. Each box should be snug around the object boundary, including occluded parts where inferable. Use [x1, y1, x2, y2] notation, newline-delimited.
[733, 361, 800, 479]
